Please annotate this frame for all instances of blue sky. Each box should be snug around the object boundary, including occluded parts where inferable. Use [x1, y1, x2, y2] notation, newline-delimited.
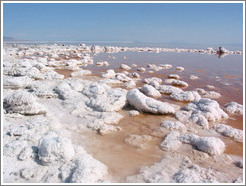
[3, 3, 243, 46]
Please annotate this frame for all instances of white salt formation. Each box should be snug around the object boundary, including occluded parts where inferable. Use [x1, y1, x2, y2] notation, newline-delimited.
[157, 85, 183, 94]
[121, 64, 131, 70]
[38, 133, 75, 166]
[124, 134, 152, 149]
[212, 123, 243, 142]
[101, 69, 116, 78]
[224, 102, 243, 115]
[70, 69, 92, 77]
[170, 91, 201, 102]
[140, 84, 162, 98]
[124, 80, 136, 88]
[127, 89, 175, 114]
[168, 74, 180, 79]
[176, 66, 185, 71]
[129, 110, 140, 116]
[3, 90, 47, 115]
[171, 80, 189, 87]
[161, 132, 225, 156]
[161, 120, 187, 132]
[175, 98, 228, 129]
[189, 75, 199, 80]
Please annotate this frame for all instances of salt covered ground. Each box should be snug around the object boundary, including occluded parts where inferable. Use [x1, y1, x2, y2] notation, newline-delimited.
[2, 43, 244, 183]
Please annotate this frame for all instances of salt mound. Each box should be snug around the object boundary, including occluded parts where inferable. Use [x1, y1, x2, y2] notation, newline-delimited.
[71, 69, 92, 77]
[38, 133, 75, 166]
[3, 76, 33, 89]
[171, 80, 189, 87]
[213, 123, 243, 142]
[129, 110, 140, 116]
[176, 66, 185, 71]
[121, 64, 131, 70]
[143, 77, 162, 84]
[189, 75, 199, 80]
[101, 69, 116, 78]
[3, 90, 47, 115]
[224, 102, 243, 115]
[158, 85, 183, 94]
[115, 73, 132, 82]
[161, 120, 186, 132]
[140, 84, 162, 98]
[160, 131, 182, 151]
[86, 88, 127, 112]
[161, 132, 225, 155]
[61, 154, 108, 183]
[170, 91, 201, 102]
[168, 74, 180, 79]
[180, 134, 225, 156]
[127, 89, 175, 114]
[161, 64, 172, 69]
[175, 98, 228, 129]
[124, 80, 136, 88]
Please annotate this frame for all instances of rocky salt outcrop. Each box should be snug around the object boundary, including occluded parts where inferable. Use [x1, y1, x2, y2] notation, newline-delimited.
[161, 120, 187, 132]
[60, 154, 108, 183]
[124, 80, 136, 88]
[176, 66, 185, 71]
[175, 98, 228, 129]
[168, 74, 180, 79]
[38, 133, 75, 166]
[127, 89, 175, 115]
[120, 64, 131, 70]
[3, 90, 47, 115]
[212, 123, 243, 142]
[126, 154, 218, 183]
[70, 69, 92, 77]
[101, 69, 116, 78]
[161, 132, 225, 156]
[224, 102, 243, 115]
[157, 85, 183, 94]
[171, 80, 189, 87]
[140, 84, 162, 98]
[3, 76, 33, 89]
[143, 77, 162, 84]
[170, 91, 201, 102]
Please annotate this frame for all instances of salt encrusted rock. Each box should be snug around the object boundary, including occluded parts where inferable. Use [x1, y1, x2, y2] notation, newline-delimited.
[122, 71, 129, 75]
[3, 76, 33, 89]
[86, 88, 127, 112]
[82, 83, 111, 98]
[180, 134, 225, 156]
[206, 85, 215, 89]
[171, 80, 189, 87]
[175, 98, 228, 129]
[194, 88, 206, 94]
[120, 64, 131, 70]
[164, 78, 175, 84]
[124, 80, 136, 88]
[124, 134, 152, 149]
[129, 72, 140, 78]
[157, 85, 183, 94]
[137, 67, 146, 72]
[3, 91, 47, 115]
[3, 140, 29, 157]
[176, 66, 184, 71]
[127, 89, 175, 115]
[224, 102, 243, 115]
[201, 91, 221, 99]
[115, 73, 132, 82]
[126, 154, 217, 183]
[212, 123, 243, 142]
[170, 91, 201, 102]
[168, 74, 180, 79]
[30, 82, 58, 98]
[38, 133, 75, 166]
[101, 69, 116, 78]
[140, 84, 162, 98]
[160, 132, 182, 151]
[161, 120, 186, 132]
[144, 77, 162, 84]
[149, 80, 160, 88]
[96, 61, 109, 66]
[61, 154, 108, 183]
[18, 146, 34, 161]
[71, 69, 92, 77]
[173, 164, 216, 183]
[43, 71, 64, 80]
[160, 64, 172, 69]
[161, 132, 225, 155]
[190, 75, 199, 80]
[129, 110, 140, 116]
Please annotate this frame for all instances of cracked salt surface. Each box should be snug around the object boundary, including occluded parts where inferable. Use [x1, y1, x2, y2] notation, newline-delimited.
[2, 43, 243, 183]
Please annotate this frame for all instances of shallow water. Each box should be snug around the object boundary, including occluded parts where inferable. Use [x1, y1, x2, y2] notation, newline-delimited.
[55, 50, 243, 182]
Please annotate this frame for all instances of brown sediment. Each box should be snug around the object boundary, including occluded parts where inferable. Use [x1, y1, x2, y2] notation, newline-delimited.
[54, 69, 73, 78]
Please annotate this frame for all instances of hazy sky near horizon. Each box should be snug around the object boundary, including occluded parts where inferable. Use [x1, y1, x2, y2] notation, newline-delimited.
[3, 3, 243, 45]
